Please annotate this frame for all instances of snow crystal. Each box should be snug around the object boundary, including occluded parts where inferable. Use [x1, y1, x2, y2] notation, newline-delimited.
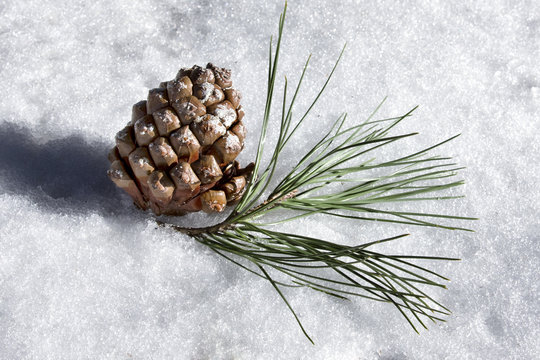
[162, 145, 175, 158]
[175, 80, 187, 90]
[198, 82, 215, 103]
[223, 132, 240, 152]
[214, 104, 237, 128]
[107, 169, 123, 179]
[136, 157, 147, 167]
[138, 123, 154, 136]
[171, 130, 191, 145]
[201, 115, 226, 137]
[0, 1, 538, 359]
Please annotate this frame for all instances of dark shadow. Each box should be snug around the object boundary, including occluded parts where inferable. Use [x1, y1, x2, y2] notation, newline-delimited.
[0, 122, 129, 215]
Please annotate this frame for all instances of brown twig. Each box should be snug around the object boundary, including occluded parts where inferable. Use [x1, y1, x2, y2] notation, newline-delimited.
[245, 189, 298, 215]
[156, 188, 299, 236]
[155, 219, 235, 236]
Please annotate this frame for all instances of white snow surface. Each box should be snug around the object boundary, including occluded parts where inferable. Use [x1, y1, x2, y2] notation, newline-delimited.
[1, 1, 539, 359]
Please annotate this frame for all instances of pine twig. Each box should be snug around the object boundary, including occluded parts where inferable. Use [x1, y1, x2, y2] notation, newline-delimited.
[156, 1, 474, 343]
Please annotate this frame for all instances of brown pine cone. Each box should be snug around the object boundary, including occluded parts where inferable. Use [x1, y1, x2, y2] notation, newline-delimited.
[108, 63, 251, 216]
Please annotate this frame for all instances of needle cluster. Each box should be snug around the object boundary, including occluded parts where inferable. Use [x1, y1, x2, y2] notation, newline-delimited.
[159, 3, 474, 343]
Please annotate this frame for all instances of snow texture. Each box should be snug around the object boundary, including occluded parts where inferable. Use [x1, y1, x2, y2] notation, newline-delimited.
[0, 0, 539, 359]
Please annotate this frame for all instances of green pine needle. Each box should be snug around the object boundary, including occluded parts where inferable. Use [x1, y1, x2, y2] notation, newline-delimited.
[158, 1, 474, 343]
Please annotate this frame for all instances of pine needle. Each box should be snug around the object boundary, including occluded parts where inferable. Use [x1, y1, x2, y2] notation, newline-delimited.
[158, 1, 474, 343]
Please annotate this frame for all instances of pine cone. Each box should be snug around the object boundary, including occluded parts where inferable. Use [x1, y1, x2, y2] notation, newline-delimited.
[108, 64, 252, 216]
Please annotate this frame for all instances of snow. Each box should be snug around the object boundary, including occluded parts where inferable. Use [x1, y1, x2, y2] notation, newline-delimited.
[213, 103, 237, 128]
[0, 0, 539, 359]
[197, 82, 216, 103]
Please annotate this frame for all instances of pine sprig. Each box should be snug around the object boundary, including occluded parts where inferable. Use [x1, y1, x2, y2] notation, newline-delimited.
[158, 2, 474, 343]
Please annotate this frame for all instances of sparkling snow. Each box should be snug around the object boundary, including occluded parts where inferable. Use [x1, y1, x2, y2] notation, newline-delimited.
[0, 1, 539, 359]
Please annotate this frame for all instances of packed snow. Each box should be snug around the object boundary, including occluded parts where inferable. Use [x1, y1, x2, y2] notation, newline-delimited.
[1, 0, 539, 359]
